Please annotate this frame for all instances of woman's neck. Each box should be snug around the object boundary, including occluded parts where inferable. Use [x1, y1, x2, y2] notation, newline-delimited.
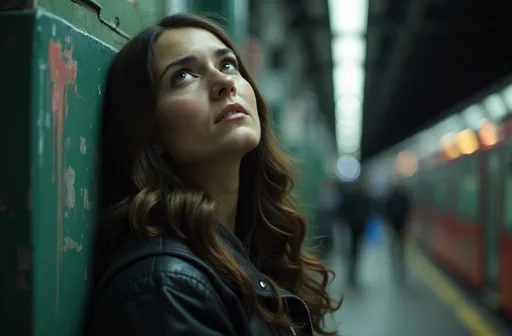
[185, 160, 241, 231]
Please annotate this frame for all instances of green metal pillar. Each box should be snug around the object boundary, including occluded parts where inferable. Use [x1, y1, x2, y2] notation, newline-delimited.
[0, 1, 249, 334]
[0, 9, 118, 335]
[188, 0, 248, 46]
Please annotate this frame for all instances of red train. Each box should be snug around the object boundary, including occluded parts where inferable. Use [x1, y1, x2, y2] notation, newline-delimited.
[365, 78, 512, 319]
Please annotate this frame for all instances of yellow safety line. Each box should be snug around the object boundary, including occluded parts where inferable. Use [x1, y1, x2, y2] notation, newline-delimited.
[408, 244, 500, 336]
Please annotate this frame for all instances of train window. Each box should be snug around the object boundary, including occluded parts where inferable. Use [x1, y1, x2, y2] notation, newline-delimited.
[457, 156, 479, 221]
[433, 166, 448, 209]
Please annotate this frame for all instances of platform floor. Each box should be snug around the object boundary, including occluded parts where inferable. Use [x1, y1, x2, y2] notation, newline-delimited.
[321, 230, 511, 336]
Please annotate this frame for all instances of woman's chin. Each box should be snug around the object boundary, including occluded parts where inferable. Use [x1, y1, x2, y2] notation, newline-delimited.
[220, 129, 261, 156]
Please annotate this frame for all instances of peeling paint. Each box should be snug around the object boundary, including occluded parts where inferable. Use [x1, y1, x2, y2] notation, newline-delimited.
[63, 237, 82, 253]
[38, 135, 45, 156]
[81, 188, 91, 210]
[64, 137, 72, 151]
[64, 166, 76, 209]
[80, 137, 87, 154]
[48, 37, 77, 315]
[45, 112, 51, 128]
[37, 62, 48, 161]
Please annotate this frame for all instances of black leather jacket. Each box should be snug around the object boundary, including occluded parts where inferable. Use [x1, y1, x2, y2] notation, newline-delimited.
[84, 225, 313, 336]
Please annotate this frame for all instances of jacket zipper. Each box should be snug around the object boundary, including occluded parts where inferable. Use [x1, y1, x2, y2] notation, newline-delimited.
[217, 227, 313, 335]
[282, 294, 314, 336]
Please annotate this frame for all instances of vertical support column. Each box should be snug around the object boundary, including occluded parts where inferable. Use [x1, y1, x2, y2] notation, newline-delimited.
[1, 8, 116, 336]
[188, 0, 248, 46]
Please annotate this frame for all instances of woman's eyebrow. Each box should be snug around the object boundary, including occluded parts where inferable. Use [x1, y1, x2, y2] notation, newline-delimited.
[159, 47, 236, 80]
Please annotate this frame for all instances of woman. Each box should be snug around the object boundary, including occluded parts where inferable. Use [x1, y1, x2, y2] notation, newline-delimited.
[85, 14, 341, 336]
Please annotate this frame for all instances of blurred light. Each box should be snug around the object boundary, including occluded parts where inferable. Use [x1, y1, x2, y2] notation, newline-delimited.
[333, 65, 364, 98]
[336, 156, 361, 181]
[336, 96, 362, 111]
[440, 133, 460, 159]
[483, 93, 508, 122]
[338, 139, 360, 152]
[332, 36, 366, 63]
[501, 84, 512, 111]
[462, 104, 485, 130]
[337, 139, 361, 153]
[328, 0, 369, 34]
[329, 0, 369, 158]
[456, 129, 479, 155]
[395, 150, 418, 177]
[478, 120, 498, 147]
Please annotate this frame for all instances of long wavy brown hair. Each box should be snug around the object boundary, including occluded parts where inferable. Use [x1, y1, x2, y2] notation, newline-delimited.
[97, 13, 341, 335]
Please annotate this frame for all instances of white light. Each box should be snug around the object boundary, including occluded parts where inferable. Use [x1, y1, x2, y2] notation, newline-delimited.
[484, 93, 508, 121]
[328, 0, 369, 158]
[338, 141, 360, 153]
[336, 124, 361, 134]
[501, 84, 512, 111]
[337, 128, 361, 138]
[336, 156, 361, 181]
[462, 104, 485, 130]
[333, 64, 364, 98]
[336, 130, 360, 143]
[336, 118, 360, 128]
[332, 36, 366, 64]
[336, 96, 362, 110]
[336, 128, 361, 141]
[328, 0, 369, 34]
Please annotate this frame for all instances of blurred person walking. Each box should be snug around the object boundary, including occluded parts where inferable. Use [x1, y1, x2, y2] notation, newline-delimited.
[338, 178, 372, 288]
[314, 178, 343, 258]
[384, 181, 412, 284]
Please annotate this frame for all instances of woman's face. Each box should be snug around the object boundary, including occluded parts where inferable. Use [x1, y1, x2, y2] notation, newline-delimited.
[152, 27, 261, 165]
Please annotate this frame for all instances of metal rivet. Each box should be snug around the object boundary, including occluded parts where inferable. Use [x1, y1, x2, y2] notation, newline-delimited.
[259, 281, 267, 288]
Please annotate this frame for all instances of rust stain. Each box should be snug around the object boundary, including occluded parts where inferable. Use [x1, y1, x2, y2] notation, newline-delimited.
[48, 36, 77, 316]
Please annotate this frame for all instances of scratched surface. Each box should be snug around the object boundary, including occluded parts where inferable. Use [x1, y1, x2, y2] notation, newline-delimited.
[31, 10, 115, 336]
[38, 0, 167, 49]
[0, 9, 115, 336]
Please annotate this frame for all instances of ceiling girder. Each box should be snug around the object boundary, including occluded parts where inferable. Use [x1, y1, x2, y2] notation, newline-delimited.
[364, 0, 430, 148]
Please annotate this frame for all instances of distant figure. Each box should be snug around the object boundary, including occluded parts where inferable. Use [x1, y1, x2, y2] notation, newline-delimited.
[338, 178, 372, 287]
[384, 181, 412, 284]
[314, 178, 343, 257]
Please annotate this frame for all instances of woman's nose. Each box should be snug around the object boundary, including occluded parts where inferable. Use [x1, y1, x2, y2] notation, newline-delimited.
[210, 74, 236, 100]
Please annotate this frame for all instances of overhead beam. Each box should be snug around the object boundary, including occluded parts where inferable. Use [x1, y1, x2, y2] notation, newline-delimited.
[419, 18, 500, 35]
[364, 0, 429, 150]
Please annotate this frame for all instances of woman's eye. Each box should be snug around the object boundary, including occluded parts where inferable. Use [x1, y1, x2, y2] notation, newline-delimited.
[171, 70, 193, 86]
[220, 59, 239, 72]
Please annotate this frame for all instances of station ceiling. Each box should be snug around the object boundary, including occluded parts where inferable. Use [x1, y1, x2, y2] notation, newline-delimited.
[362, 0, 512, 161]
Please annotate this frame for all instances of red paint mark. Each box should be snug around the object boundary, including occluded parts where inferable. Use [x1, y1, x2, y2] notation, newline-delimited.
[48, 37, 77, 316]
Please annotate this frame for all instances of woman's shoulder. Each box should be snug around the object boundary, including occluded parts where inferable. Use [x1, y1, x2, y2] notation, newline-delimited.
[97, 235, 228, 304]
[86, 235, 247, 336]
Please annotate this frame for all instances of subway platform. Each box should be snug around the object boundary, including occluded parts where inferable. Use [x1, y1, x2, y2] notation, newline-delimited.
[320, 227, 511, 336]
